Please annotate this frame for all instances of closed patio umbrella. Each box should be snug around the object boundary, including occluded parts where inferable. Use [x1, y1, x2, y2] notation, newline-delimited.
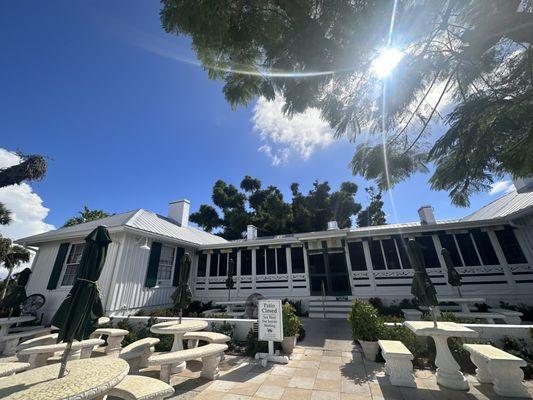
[441, 248, 462, 297]
[51, 225, 112, 378]
[406, 239, 439, 326]
[1, 268, 31, 317]
[171, 252, 192, 323]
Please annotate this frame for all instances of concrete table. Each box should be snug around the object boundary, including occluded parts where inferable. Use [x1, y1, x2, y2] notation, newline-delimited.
[0, 316, 35, 337]
[404, 321, 478, 390]
[150, 320, 208, 372]
[437, 297, 486, 313]
[0, 357, 129, 400]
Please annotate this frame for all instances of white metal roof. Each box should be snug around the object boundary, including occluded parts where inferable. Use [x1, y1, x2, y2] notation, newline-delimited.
[461, 190, 533, 221]
[18, 209, 227, 246]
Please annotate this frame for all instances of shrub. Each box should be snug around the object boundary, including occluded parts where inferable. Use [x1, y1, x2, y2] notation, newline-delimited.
[211, 321, 236, 350]
[368, 297, 417, 318]
[348, 300, 384, 342]
[245, 328, 268, 356]
[501, 336, 533, 379]
[282, 303, 302, 337]
[500, 301, 533, 322]
[282, 298, 307, 317]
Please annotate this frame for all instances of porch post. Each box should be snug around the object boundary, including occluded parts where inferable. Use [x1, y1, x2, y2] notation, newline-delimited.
[362, 240, 377, 294]
[487, 230, 516, 286]
[343, 240, 356, 297]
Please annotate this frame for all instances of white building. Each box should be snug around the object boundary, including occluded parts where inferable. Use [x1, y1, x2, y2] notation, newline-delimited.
[18, 182, 533, 323]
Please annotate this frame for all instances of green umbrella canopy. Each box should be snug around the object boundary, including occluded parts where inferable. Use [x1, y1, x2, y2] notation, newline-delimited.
[441, 248, 462, 287]
[226, 258, 235, 290]
[1, 268, 31, 310]
[406, 239, 438, 308]
[52, 226, 112, 342]
[171, 252, 193, 312]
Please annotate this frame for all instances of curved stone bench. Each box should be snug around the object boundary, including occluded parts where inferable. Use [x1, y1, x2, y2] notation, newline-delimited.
[184, 331, 231, 361]
[119, 337, 160, 374]
[464, 343, 529, 398]
[18, 338, 104, 368]
[0, 362, 30, 377]
[148, 343, 228, 383]
[0, 327, 52, 356]
[378, 340, 415, 387]
[90, 327, 129, 356]
[107, 375, 174, 400]
[16, 333, 58, 362]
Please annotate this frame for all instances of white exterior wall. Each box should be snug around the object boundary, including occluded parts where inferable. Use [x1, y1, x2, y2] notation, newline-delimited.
[26, 233, 124, 324]
[107, 233, 197, 315]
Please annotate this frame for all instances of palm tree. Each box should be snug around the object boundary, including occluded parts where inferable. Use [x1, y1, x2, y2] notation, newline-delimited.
[1, 245, 30, 300]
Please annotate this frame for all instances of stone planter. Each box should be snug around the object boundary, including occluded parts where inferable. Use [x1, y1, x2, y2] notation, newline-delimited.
[281, 336, 297, 354]
[359, 340, 379, 361]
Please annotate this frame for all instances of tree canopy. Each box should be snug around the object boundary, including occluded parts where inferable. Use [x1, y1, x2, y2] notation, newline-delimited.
[161, 0, 533, 206]
[357, 187, 387, 227]
[190, 176, 385, 240]
[63, 206, 112, 227]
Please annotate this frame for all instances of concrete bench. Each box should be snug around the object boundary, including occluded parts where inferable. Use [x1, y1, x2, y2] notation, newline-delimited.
[451, 312, 505, 324]
[378, 340, 416, 387]
[90, 327, 129, 356]
[0, 327, 52, 356]
[107, 375, 174, 400]
[401, 309, 422, 321]
[16, 333, 58, 362]
[491, 308, 523, 325]
[0, 361, 30, 377]
[464, 344, 529, 398]
[119, 337, 160, 374]
[148, 343, 227, 383]
[184, 331, 231, 361]
[18, 338, 104, 368]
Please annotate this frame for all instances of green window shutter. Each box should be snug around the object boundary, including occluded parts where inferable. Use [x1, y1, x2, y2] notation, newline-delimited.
[173, 247, 185, 286]
[47, 242, 70, 290]
[145, 242, 162, 288]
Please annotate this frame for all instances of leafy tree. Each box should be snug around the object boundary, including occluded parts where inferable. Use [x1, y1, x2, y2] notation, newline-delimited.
[190, 176, 365, 239]
[0, 203, 11, 226]
[357, 187, 387, 227]
[0, 244, 30, 300]
[161, 1, 533, 206]
[63, 206, 112, 227]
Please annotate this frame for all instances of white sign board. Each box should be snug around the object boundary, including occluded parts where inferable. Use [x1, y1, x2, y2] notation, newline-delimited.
[258, 299, 283, 342]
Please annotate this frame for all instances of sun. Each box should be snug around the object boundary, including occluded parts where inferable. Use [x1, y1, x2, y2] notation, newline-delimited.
[371, 47, 403, 79]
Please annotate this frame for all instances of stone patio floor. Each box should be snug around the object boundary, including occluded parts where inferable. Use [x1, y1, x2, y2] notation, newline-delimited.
[135, 319, 533, 400]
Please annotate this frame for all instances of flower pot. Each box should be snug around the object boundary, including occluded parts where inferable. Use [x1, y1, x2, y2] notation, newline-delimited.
[281, 336, 297, 354]
[359, 340, 379, 361]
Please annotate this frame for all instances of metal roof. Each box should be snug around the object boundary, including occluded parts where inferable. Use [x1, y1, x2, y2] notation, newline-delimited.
[18, 209, 227, 246]
[461, 190, 533, 222]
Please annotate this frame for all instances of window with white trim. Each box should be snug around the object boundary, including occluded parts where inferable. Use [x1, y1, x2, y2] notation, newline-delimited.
[157, 245, 175, 284]
[61, 243, 85, 286]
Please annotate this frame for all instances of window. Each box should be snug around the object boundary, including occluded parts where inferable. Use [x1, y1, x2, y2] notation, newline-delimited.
[291, 247, 305, 273]
[241, 249, 252, 275]
[308, 253, 325, 274]
[256, 248, 266, 275]
[395, 237, 410, 268]
[471, 230, 499, 265]
[382, 239, 401, 269]
[228, 252, 237, 275]
[438, 233, 463, 267]
[219, 253, 228, 276]
[266, 248, 276, 274]
[414, 236, 440, 267]
[348, 242, 366, 271]
[209, 253, 218, 276]
[496, 229, 527, 264]
[61, 243, 85, 286]
[369, 240, 385, 270]
[455, 233, 481, 266]
[157, 245, 175, 284]
[197, 253, 207, 277]
[277, 248, 287, 274]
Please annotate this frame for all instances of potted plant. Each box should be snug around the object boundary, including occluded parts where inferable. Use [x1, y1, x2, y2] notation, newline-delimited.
[282, 303, 302, 354]
[348, 300, 384, 361]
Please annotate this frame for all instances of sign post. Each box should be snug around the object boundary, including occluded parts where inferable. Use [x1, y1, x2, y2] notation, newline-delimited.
[255, 299, 289, 366]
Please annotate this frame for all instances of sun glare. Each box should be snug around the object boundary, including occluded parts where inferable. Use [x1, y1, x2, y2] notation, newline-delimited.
[371, 47, 403, 79]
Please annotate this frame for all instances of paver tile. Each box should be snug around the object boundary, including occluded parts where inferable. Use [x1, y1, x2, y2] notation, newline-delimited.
[305, 349, 324, 356]
[298, 360, 321, 369]
[288, 376, 316, 389]
[222, 395, 252, 400]
[321, 356, 343, 364]
[229, 382, 262, 396]
[317, 369, 341, 381]
[281, 388, 313, 400]
[195, 390, 228, 400]
[320, 363, 342, 371]
[271, 366, 296, 377]
[310, 390, 341, 400]
[255, 385, 285, 400]
[209, 380, 238, 392]
[294, 368, 319, 378]
[264, 375, 291, 387]
[314, 378, 341, 392]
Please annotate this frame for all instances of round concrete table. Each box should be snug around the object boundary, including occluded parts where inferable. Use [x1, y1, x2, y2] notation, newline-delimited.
[0, 316, 35, 336]
[150, 320, 208, 372]
[0, 357, 129, 400]
[404, 321, 478, 390]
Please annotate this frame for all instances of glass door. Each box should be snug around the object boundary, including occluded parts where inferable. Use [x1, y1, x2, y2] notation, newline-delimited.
[308, 248, 351, 296]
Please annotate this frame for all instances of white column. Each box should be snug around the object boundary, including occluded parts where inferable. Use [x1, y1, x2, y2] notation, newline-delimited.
[251, 249, 257, 290]
[205, 253, 211, 292]
[487, 230, 516, 286]
[302, 245, 311, 296]
[432, 234, 451, 295]
[344, 241, 356, 297]
[286, 247, 293, 291]
[362, 241, 376, 293]
[236, 250, 241, 295]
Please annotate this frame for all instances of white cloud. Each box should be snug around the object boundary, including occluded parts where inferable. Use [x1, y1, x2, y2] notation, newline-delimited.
[0, 149, 55, 277]
[489, 180, 515, 195]
[252, 96, 334, 165]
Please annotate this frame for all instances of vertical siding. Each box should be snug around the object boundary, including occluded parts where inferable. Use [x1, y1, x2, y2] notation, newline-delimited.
[26, 233, 123, 324]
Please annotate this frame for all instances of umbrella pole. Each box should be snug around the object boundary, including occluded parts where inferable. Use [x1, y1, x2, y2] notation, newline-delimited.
[457, 286, 462, 298]
[58, 340, 73, 378]
[179, 309, 183, 324]
[430, 306, 438, 327]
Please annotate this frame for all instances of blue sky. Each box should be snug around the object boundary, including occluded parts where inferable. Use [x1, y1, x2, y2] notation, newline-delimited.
[0, 1, 513, 239]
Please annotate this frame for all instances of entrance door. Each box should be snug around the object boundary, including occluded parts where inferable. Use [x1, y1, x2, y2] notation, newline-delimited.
[308, 248, 351, 296]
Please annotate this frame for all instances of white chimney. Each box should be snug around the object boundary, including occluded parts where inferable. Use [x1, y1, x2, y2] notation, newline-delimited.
[247, 225, 257, 240]
[418, 205, 436, 225]
[327, 221, 339, 230]
[168, 199, 190, 227]
[513, 177, 533, 194]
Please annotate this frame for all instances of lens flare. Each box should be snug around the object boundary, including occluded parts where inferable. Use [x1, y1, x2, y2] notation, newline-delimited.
[372, 47, 403, 79]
